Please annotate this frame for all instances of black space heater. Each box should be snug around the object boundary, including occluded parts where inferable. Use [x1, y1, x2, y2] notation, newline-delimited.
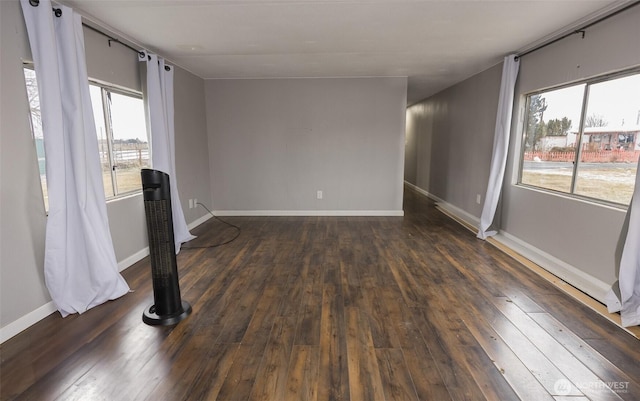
[141, 169, 192, 326]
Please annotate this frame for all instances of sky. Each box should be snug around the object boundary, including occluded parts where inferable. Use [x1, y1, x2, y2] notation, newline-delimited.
[540, 73, 640, 131]
[90, 85, 147, 142]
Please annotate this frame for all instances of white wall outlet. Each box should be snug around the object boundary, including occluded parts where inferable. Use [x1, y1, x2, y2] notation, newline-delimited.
[476, 194, 482, 205]
[194, 198, 198, 207]
[188, 199, 194, 209]
[316, 190, 323, 200]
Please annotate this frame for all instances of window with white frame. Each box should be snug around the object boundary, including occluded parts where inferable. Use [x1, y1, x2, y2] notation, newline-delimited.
[519, 69, 640, 206]
[89, 83, 150, 198]
[23, 67, 48, 210]
[23, 66, 149, 211]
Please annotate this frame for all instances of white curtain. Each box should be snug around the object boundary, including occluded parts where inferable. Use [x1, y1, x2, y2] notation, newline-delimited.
[141, 52, 195, 252]
[606, 159, 640, 327]
[21, 0, 129, 316]
[477, 55, 520, 240]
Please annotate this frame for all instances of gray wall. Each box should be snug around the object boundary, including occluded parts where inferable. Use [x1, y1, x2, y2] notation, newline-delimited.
[84, 25, 141, 92]
[404, 109, 418, 185]
[174, 67, 212, 222]
[406, 64, 502, 218]
[1, 0, 50, 329]
[0, 0, 211, 334]
[205, 78, 407, 214]
[406, 5, 640, 295]
[501, 6, 640, 287]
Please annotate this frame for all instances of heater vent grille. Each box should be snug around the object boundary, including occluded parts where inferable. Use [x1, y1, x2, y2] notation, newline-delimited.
[145, 199, 173, 290]
[141, 168, 191, 325]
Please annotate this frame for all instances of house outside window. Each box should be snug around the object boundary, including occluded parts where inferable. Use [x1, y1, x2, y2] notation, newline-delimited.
[519, 70, 640, 206]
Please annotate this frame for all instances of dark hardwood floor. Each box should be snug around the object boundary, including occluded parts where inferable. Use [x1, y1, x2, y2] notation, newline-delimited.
[1, 187, 639, 401]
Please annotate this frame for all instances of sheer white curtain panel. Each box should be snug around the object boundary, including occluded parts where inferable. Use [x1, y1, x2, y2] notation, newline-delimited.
[20, 0, 129, 316]
[477, 55, 520, 240]
[141, 52, 195, 252]
[606, 159, 640, 327]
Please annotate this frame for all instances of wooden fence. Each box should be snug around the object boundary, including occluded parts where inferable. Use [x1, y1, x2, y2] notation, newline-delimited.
[524, 150, 640, 163]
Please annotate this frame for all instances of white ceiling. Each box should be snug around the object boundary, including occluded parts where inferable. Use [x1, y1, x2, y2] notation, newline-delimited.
[64, 0, 620, 105]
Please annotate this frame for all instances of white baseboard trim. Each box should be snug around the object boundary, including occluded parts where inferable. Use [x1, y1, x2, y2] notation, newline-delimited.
[117, 247, 149, 272]
[117, 213, 213, 273]
[407, 181, 609, 304]
[188, 213, 213, 230]
[211, 210, 404, 217]
[494, 231, 610, 304]
[435, 200, 481, 229]
[405, 182, 481, 228]
[0, 301, 57, 344]
[1, 214, 215, 344]
[404, 181, 432, 199]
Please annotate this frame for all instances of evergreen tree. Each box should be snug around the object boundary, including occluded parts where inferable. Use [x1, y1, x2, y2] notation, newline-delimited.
[546, 117, 572, 136]
[525, 95, 547, 150]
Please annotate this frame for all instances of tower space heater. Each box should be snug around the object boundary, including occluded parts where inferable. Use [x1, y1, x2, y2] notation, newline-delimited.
[141, 169, 192, 326]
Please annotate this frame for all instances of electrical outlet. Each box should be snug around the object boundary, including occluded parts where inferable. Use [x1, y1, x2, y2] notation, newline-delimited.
[188, 199, 194, 209]
[316, 190, 323, 200]
[194, 198, 198, 207]
[476, 194, 481, 205]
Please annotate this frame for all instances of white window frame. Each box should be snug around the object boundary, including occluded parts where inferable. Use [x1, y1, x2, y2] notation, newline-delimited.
[23, 65, 49, 211]
[89, 80, 150, 199]
[517, 67, 640, 207]
[23, 65, 150, 212]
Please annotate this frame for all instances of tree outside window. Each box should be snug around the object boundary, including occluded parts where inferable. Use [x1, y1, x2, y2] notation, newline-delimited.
[520, 71, 640, 206]
[23, 66, 150, 211]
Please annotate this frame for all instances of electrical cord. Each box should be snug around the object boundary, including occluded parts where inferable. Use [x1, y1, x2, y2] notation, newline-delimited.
[181, 202, 241, 249]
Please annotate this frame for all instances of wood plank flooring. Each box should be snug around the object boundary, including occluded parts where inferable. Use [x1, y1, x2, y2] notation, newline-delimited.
[1, 186, 638, 401]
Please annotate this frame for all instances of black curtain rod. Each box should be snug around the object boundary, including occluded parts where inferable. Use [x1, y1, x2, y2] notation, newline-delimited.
[82, 24, 171, 70]
[82, 24, 173, 69]
[516, 0, 640, 60]
[81, 23, 146, 59]
[28, 0, 146, 59]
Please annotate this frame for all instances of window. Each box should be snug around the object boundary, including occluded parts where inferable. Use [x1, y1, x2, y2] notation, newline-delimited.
[23, 67, 48, 210]
[89, 84, 150, 197]
[519, 70, 640, 206]
[23, 66, 149, 211]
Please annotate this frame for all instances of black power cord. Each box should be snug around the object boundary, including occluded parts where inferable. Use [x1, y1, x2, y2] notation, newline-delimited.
[181, 202, 241, 249]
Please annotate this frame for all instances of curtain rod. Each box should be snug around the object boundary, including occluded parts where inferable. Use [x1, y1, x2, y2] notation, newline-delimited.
[81, 23, 171, 69]
[81, 23, 146, 59]
[516, 0, 640, 60]
[28, 0, 145, 58]
[81, 22, 170, 70]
